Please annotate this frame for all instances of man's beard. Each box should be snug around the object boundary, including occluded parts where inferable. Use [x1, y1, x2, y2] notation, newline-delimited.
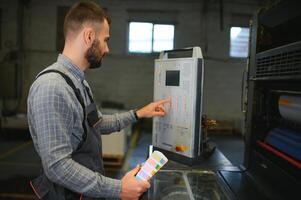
[85, 39, 103, 69]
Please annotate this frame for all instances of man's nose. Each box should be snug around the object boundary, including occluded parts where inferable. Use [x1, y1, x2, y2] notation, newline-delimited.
[105, 45, 109, 54]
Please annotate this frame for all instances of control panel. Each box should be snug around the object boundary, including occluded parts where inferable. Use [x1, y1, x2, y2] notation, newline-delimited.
[152, 47, 204, 163]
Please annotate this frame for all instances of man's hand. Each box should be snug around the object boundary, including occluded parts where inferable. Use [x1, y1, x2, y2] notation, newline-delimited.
[136, 98, 171, 119]
[120, 165, 150, 200]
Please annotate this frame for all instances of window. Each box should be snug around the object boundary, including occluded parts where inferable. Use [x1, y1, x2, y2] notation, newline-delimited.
[129, 22, 174, 53]
[230, 27, 250, 58]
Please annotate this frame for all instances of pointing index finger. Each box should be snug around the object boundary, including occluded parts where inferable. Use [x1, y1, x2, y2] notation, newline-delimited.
[155, 98, 171, 106]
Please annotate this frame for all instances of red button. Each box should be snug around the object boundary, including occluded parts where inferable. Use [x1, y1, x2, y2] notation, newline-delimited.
[175, 146, 182, 152]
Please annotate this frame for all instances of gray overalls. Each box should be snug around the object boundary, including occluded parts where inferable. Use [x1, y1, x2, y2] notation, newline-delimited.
[30, 70, 105, 200]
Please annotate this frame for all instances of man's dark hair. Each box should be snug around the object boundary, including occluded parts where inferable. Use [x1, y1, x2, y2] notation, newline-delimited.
[64, 1, 110, 38]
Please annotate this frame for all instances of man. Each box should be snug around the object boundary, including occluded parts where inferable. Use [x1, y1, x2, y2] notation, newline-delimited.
[27, 1, 169, 200]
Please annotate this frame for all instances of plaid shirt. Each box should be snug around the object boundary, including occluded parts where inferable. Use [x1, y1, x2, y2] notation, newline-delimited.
[27, 54, 137, 198]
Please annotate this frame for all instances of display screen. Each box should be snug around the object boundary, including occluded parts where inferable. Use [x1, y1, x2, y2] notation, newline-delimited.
[165, 70, 180, 86]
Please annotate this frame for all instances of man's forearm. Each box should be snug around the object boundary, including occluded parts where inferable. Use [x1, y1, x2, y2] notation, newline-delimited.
[96, 111, 137, 134]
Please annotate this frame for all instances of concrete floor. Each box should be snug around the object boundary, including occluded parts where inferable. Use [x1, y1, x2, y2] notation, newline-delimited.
[0, 130, 244, 199]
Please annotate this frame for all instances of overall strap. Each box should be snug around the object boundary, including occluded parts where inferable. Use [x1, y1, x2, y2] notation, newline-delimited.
[36, 69, 87, 150]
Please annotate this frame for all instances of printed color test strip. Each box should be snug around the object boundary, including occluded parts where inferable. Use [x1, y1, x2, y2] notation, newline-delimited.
[135, 151, 168, 181]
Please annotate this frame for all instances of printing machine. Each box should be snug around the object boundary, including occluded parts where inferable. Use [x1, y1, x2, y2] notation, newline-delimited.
[241, 1, 301, 199]
[142, 1, 301, 199]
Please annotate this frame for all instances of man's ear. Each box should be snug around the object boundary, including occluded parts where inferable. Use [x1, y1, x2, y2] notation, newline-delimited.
[83, 27, 94, 46]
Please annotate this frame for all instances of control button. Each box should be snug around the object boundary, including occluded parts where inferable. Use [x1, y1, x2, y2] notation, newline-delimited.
[175, 145, 187, 152]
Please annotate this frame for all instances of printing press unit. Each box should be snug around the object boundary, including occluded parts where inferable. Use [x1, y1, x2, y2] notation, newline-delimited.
[141, 1, 301, 200]
[242, 1, 301, 199]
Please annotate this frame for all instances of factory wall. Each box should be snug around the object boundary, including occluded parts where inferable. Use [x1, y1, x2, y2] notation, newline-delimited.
[0, 0, 262, 133]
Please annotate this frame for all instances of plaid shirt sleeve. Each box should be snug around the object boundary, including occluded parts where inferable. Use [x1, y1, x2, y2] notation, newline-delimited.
[27, 78, 121, 198]
[82, 79, 137, 135]
[96, 111, 137, 134]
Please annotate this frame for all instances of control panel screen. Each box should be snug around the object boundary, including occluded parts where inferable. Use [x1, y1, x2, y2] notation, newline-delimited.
[165, 70, 180, 86]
